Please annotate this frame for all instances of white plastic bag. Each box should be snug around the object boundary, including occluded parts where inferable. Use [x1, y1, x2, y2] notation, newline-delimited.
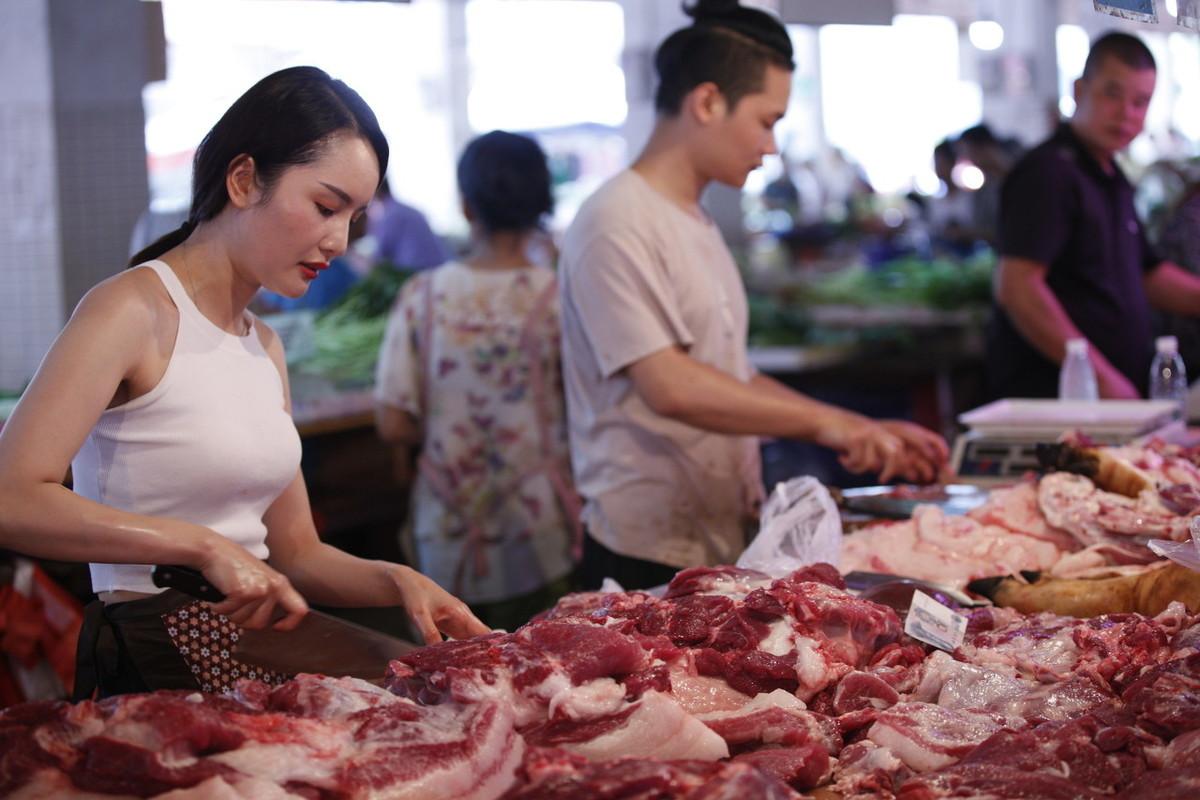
[737, 476, 842, 578]
[1147, 516, 1200, 571]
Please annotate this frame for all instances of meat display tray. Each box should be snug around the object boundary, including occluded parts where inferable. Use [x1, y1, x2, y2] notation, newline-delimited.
[838, 484, 989, 519]
[958, 399, 1178, 440]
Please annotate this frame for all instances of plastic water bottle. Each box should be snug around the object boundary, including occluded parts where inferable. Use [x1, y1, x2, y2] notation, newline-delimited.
[1149, 335, 1187, 415]
[1059, 338, 1098, 401]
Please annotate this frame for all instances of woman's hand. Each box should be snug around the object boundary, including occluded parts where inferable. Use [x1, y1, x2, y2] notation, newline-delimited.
[387, 564, 491, 644]
[197, 534, 309, 631]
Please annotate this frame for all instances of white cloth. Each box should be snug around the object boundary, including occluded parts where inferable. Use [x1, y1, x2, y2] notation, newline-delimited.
[76, 261, 301, 594]
[559, 170, 762, 569]
[374, 262, 576, 603]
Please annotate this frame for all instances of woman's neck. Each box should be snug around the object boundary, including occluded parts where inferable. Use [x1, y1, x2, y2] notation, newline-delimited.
[169, 227, 257, 334]
[463, 230, 533, 270]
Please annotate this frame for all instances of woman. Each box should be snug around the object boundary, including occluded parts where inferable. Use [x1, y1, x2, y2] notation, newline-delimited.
[375, 131, 579, 631]
[0, 66, 487, 698]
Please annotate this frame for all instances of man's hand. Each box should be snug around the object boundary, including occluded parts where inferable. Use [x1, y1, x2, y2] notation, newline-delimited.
[820, 415, 949, 484]
[880, 420, 951, 484]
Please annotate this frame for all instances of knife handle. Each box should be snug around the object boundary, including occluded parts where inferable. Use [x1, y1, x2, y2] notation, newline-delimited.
[152, 564, 227, 602]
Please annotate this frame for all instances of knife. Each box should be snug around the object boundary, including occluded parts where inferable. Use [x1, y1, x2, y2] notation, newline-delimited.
[151, 564, 418, 680]
[966, 570, 1043, 601]
[844, 570, 982, 611]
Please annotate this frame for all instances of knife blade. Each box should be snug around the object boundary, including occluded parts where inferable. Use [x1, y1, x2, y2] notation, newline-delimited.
[151, 564, 418, 680]
[844, 570, 982, 611]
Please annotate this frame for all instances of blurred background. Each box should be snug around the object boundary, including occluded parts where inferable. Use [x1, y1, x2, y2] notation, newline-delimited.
[1, 0, 1198, 568]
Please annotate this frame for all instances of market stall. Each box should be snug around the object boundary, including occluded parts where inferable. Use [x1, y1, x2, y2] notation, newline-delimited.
[7, 418, 1200, 798]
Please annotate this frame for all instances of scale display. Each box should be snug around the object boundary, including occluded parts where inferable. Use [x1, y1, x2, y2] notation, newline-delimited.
[951, 434, 1042, 480]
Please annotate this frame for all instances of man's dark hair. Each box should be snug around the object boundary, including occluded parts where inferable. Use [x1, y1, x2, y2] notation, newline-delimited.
[959, 124, 1000, 148]
[933, 139, 957, 165]
[654, 0, 795, 115]
[1082, 31, 1156, 80]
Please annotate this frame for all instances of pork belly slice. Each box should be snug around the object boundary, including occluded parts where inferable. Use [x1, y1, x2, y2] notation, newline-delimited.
[502, 745, 801, 800]
[1, 675, 525, 800]
[957, 605, 1178, 688]
[830, 739, 913, 800]
[1122, 652, 1200, 738]
[868, 702, 1017, 773]
[1039, 471, 1191, 546]
[697, 689, 840, 753]
[967, 480, 1078, 549]
[895, 762, 1107, 800]
[841, 506, 1067, 592]
[524, 690, 728, 762]
[1111, 766, 1200, 800]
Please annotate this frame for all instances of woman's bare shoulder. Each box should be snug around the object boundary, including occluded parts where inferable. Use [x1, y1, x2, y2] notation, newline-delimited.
[77, 265, 174, 317]
[68, 265, 178, 344]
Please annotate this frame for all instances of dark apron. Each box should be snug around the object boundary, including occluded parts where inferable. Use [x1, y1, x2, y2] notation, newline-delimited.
[73, 590, 288, 700]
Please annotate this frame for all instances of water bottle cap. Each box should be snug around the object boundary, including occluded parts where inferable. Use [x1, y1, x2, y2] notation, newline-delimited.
[1156, 335, 1179, 355]
[1066, 338, 1088, 356]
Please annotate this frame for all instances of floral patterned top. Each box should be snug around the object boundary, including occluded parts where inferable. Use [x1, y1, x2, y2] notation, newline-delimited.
[374, 262, 578, 604]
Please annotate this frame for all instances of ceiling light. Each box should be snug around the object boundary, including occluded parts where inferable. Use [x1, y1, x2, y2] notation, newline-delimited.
[968, 20, 1004, 51]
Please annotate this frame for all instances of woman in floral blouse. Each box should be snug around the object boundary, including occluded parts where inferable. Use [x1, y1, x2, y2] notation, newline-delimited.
[374, 131, 579, 630]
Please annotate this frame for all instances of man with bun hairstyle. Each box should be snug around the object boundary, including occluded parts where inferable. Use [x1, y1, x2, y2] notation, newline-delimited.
[560, 0, 949, 591]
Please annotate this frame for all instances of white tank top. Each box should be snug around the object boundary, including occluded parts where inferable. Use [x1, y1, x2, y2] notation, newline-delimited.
[74, 261, 302, 594]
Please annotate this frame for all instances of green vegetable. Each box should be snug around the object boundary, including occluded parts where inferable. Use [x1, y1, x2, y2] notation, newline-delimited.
[292, 264, 412, 387]
[799, 252, 995, 310]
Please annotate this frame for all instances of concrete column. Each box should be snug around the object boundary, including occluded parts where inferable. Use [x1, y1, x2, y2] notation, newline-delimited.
[0, 0, 155, 393]
[48, 0, 154, 316]
[0, 0, 63, 393]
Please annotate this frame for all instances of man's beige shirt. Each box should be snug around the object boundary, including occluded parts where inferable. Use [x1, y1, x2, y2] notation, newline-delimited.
[560, 170, 762, 569]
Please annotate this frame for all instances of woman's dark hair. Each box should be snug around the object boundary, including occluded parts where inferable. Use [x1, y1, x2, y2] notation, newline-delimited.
[130, 66, 389, 266]
[654, 0, 795, 115]
[457, 130, 553, 234]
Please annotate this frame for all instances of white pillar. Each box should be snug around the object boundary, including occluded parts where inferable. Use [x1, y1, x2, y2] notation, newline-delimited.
[0, 0, 155, 393]
[0, 0, 63, 393]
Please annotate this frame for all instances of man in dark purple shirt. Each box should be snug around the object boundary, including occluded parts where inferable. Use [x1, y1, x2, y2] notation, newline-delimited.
[987, 32, 1200, 399]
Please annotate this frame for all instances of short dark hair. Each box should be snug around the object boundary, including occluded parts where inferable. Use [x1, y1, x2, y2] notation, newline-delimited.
[1083, 31, 1156, 80]
[654, 0, 795, 116]
[131, 66, 389, 266]
[933, 139, 957, 165]
[457, 130, 553, 234]
[959, 124, 1000, 147]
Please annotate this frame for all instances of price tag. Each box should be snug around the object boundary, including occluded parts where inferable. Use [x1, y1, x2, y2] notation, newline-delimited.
[905, 590, 968, 652]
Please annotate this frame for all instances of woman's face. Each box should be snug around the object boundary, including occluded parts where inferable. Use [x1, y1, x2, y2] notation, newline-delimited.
[236, 132, 380, 297]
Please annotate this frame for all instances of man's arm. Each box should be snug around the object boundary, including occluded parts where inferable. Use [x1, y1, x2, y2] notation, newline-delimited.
[994, 256, 1137, 398]
[1144, 261, 1200, 316]
[626, 347, 945, 482]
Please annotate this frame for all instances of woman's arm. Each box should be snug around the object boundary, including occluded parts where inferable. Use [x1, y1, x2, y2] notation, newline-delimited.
[0, 274, 307, 628]
[261, 471, 487, 643]
[260, 325, 488, 643]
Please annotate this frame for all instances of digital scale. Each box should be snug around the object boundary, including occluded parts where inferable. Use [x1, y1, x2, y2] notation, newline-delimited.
[949, 399, 1184, 485]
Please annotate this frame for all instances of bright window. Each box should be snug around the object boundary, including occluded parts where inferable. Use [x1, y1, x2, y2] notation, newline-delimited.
[148, 0, 458, 229]
[464, 0, 626, 132]
[816, 15, 982, 194]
